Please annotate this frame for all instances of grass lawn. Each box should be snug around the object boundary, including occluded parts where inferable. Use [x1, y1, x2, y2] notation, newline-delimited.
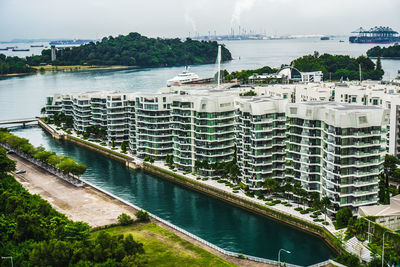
[92, 222, 236, 267]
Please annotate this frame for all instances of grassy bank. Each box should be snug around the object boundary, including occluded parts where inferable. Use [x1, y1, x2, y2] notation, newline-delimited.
[95, 222, 235, 267]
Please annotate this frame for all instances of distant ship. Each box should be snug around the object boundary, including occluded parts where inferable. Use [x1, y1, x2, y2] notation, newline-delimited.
[30, 44, 44, 47]
[167, 67, 200, 87]
[320, 36, 330, 40]
[349, 26, 400, 43]
[49, 39, 92, 46]
[12, 48, 30, 52]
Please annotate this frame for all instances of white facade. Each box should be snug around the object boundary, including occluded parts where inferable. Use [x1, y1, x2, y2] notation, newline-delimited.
[45, 85, 391, 214]
[286, 102, 389, 214]
[236, 96, 287, 190]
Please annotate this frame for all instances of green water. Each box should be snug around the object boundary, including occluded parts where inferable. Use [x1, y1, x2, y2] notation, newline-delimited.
[12, 127, 336, 265]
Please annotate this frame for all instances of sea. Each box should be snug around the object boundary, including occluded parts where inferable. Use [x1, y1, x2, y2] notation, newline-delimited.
[0, 37, 399, 120]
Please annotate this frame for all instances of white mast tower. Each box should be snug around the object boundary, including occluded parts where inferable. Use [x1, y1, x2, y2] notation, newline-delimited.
[217, 45, 221, 89]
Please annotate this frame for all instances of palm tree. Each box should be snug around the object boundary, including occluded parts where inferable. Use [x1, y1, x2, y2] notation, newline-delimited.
[293, 182, 302, 207]
[321, 196, 332, 221]
[264, 178, 279, 196]
[299, 189, 308, 209]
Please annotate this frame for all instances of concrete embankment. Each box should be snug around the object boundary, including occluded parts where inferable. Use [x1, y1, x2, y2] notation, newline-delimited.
[37, 121, 343, 256]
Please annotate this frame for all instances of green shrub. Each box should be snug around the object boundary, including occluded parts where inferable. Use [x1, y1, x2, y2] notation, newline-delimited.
[233, 190, 239, 193]
[135, 210, 150, 222]
[237, 254, 245, 259]
[322, 222, 329, 226]
[294, 207, 303, 211]
[118, 213, 133, 225]
[202, 178, 208, 181]
[284, 203, 293, 207]
[300, 210, 309, 214]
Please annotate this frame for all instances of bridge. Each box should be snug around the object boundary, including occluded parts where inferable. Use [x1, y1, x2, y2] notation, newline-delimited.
[0, 117, 39, 126]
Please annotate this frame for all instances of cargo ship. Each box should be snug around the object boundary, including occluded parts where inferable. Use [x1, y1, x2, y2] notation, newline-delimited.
[49, 39, 92, 46]
[349, 26, 400, 43]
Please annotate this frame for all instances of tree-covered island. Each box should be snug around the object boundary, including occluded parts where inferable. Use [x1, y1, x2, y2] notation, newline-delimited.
[26, 32, 232, 67]
[367, 44, 400, 58]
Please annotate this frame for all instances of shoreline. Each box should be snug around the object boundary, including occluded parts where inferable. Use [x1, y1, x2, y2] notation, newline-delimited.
[36, 120, 343, 255]
[0, 65, 137, 77]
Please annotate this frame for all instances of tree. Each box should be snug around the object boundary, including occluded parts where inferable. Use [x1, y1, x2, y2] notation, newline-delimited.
[0, 147, 16, 173]
[120, 141, 128, 153]
[321, 196, 332, 221]
[264, 178, 279, 195]
[118, 213, 133, 226]
[335, 207, 353, 229]
[135, 210, 150, 222]
[376, 56, 382, 71]
[299, 189, 308, 209]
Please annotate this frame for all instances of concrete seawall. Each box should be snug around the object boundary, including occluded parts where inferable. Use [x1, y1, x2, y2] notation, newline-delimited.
[37, 121, 343, 256]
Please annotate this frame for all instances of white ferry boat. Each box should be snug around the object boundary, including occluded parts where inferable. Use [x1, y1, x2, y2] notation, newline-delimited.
[167, 67, 200, 87]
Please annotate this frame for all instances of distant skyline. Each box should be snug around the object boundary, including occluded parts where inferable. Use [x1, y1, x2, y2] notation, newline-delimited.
[1, 0, 400, 41]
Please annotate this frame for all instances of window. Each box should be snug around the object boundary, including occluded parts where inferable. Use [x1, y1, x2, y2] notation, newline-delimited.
[359, 116, 367, 124]
[373, 99, 378, 105]
[163, 97, 166, 102]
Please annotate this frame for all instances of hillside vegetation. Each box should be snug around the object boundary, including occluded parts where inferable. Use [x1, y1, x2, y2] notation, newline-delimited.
[225, 52, 384, 82]
[367, 44, 400, 58]
[291, 52, 383, 80]
[26, 32, 232, 67]
[0, 54, 35, 75]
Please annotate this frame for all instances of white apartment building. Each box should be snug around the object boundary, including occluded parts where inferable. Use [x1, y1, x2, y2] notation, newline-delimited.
[236, 96, 287, 190]
[45, 85, 390, 214]
[286, 102, 389, 214]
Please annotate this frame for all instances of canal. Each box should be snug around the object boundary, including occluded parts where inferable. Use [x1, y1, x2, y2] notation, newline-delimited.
[11, 126, 335, 265]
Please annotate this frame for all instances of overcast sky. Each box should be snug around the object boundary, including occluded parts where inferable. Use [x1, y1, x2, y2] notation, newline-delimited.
[1, 0, 399, 41]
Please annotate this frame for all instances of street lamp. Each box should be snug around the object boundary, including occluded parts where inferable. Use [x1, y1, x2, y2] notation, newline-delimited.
[1, 256, 13, 267]
[382, 230, 396, 267]
[278, 248, 291, 265]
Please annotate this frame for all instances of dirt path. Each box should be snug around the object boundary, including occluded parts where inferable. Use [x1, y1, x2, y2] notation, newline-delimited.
[10, 154, 137, 227]
[9, 154, 272, 266]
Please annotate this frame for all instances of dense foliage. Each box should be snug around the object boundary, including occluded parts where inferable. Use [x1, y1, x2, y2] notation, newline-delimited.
[225, 66, 278, 82]
[0, 129, 86, 176]
[345, 217, 400, 265]
[0, 54, 35, 75]
[0, 173, 145, 266]
[224, 52, 384, 83]
[379, 154, 400, 204]
[291, 52, 384, 80]
[367, 44, 400, 58]
[26, 32, 232, 67]
[335, 207, 353, 229]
